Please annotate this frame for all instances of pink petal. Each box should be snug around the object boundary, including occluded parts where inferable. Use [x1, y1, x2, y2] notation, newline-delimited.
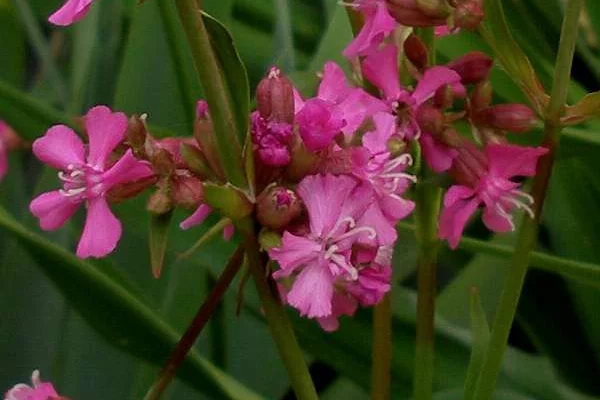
[443, 185, 476, 208]
[48, 0, 94, 26]
[30, 191, 80, 231]
[297, 99, 345, 151]
[343, 2, 397, 58]
[412, 66, 462, 106]
[287, 261, 334, 319]
[420, 132, 458, 173]
[380, 194, 415, 221]
[84, 105, 128, 170]
[223, 223, 235, 241]
[293, 88, 305, 114]
[101, 149, 154, 189]
[180, 204, 212, 230]
[485, 144, 548, 179]
[362, 45, 402, 101]
[317, 293, 357, 332]
[318, 62, 350, 102]
[269, 232, 321, 276]
[357, 203, 397, 246]
[336, 90, 387, 135]
[297, 174, 358, 237]
[439, 194, 480, 249]
[482, 205, 514, 233]
[76, 197, 122, 258]
[32, 125, 85, 170]
[363, 112, 397, 155]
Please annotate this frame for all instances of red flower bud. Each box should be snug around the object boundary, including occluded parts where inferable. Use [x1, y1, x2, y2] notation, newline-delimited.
[475, 104, 538, 133]
[417, 105, 444, 134]
[256, 66, 295, 124]
[147, 187, 173, 215]
[386, 0, 448, 26]
[404, 34, 429, 70]
[172, 173, 204, 209]
[416, 0, 450, 16]
[470, 80, 493, 110]
[447, 51, 493, 85]
[434, 85, 455, 109]
[256, 186, 302, 230]
[453, 0, 484, 31]
[126, 114, 149, 157]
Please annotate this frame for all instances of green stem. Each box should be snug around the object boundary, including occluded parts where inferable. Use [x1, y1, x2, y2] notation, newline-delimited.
[472, 1, 583, 399]
[143, 245, 245, 400]
[371, 294, 392, 400]
[413, 27, 439, 400]
[174, 0, 246, 188]
[157, 0, 198, 132]
[239, 219, 319, 400]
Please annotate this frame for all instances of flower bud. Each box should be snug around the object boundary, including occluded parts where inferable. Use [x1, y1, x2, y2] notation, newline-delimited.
[474, 104, 538, 133]
[416, 0, 450, 16]
[417, 105, 444, 134]
[403, 34, 429, 70]
[180, 142, 213, 179]
[434, 85, 455, 109]
[126, 114, 148, 155]
[454, 0, 484, 30]
[257, 186, 302, 230]
[470, 80, 493, 110]
[172, 173, 204, 209]
[147, 187, 173, 215]
[447, 52, 493, 85]
[107, 175, 158, 203]
[386, 0, 448, 26]
[194, 100, 223, 178]
[256, 66, 295, 124]
[150, 148, 176, 176]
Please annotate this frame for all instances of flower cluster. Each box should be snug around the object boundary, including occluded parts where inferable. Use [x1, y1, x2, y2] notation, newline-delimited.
[21, 0, 548, 332]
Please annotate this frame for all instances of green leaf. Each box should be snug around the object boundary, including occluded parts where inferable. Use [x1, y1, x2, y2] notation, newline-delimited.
[0, 0, 25, 86]
[464, 288, 490, 400]
[479, 0, 550, 114]
[203, 182, 253, 221]
[149, 210, 174, 279]
[0, 205, 263, 400]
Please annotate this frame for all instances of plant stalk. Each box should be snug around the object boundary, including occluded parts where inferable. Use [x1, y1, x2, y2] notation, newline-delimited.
[143, 245, 245, 400]
[472, 1, 583, 398]
[371, 294, 392, 400]
[239, 219, 319, 400]
[413, 27, 439, 400]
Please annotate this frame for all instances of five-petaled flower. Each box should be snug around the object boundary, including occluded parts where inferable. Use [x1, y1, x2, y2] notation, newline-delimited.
[4, 370, 63, 400]
[49, 0, 95, 26]
[29, 106, 154, 258]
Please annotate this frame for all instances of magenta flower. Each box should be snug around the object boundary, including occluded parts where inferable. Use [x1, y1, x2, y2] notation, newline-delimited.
[355, 113, 416, 245]
[268, 174, 376, 322]
[295, 62, 385, 151]
[362, 44, 461, 139]
[251, 111, 293, 166]
[4, 370, 63, 400]
[30, 106, 154, 258]
[48, 0, 94, 26]
[343, 0, 398, 58]
[439, 143, 548, 248]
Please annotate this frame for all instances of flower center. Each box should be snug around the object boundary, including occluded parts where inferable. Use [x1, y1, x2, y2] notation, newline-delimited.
[58, 164, 104, 199]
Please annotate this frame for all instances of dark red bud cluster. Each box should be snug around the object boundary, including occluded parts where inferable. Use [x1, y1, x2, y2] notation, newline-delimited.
[256, 186, 302, 230]
[404, 34, 429, 70]
[257, 67, 295, 124]
[473, 104, 538, 133]
[447, 52, 493, 85]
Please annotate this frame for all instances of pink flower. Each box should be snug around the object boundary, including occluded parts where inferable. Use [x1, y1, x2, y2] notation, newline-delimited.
[439, 143, 548, 248]
[268, 174, 376, 322]
[179, 204, 235, 241]
[343, 0, 398, 58]
[4, 370, 63, 400]
[30, 106, 154, 258]
[48, 0, 94, 26]
[354, 113, 416, 245]
[251, 111, 293, 166]
[362, 44, 461, 139]
[295, 62, 386, 150]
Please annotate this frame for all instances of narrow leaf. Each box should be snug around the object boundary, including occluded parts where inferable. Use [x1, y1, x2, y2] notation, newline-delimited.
[0, 205, 263, 400]
[149, 210, 174, 278]
[480, 0, 550, 115]
[203, 182, 253, 221]
[464, 288, 490, 400]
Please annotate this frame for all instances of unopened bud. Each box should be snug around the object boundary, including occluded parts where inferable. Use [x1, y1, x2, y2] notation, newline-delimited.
[257, 186, 302, 230]
[147, 187, 173, 215]
[108, 175, 158, 203]
[454, 0, 484, 31]
[417, 105, 444, 134]
[386, 0, 448, 26]
[475, 104, 538, 133]
[257, 67, 295, 124]
[404, 34, 429, 70]
[259, 228, 282, 251]
[181, 143, 213, 178]
[470, 80, 493, 110]
[194, 100, 223, 178]
[126, 114, 148, 155]
[434, 85, 455, 109]
[416, 0, 450, 17]
[447, 52, 493, 85]
[151, 148, 176, 176]
[172, 173, 204, 209]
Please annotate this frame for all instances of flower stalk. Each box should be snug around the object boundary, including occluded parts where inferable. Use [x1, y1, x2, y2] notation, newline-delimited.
[413, 27, 439, 400]
[472, 1, 584, 399]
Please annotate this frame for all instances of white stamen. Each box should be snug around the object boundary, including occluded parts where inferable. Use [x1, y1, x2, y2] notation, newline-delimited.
[337, 0, 360, 9]
[509, 189, 534, 204]
[333, 226, 377, 243]
[59, 187, 86, 197]
[504, 197, 535, 219]
[494, 203, 516, 231]
[379, 172, 418, 183]
[328, 252, 359, 280]
[385, 154, 413, 171]
[326, 216, 356, 240]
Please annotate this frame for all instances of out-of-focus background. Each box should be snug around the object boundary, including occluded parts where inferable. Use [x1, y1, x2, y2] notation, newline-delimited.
[1, 0, 600, 398]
